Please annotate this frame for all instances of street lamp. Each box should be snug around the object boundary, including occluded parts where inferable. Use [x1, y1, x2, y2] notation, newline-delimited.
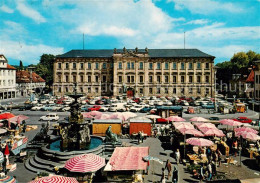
[214, 66, 219, 112]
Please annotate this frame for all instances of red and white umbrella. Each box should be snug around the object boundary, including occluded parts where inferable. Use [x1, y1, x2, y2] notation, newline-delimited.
[202, 129, 225, 137]
[186, 137, 214, 146]
[29, 175, 78, 183]
[86, 111, 102, 117]
[65, 153, 105, 173]
[166, 116, 186, 122]
[9, 115, 29, 124]
[236, 132, 260, 141]
[96, 114, 110, 119]
[109, 112, 125, 120]
[82, 113, 93, 118]
[178, 128, 204, 137]
[190, 117, 208, 122]
[219, 119, 243, 126]
[194, 122, 216, 129]
[234, 127, 258, 134]
[173, 122, 194, 129]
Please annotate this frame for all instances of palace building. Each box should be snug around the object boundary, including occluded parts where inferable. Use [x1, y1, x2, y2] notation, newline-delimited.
[53, 48, 215, 97]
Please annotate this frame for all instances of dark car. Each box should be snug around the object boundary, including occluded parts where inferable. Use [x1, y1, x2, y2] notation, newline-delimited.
[140, 107, 153, 113]
[95, 100, 104, 105]
[209, 117, 220, 121]
[19, 104, 33, 111]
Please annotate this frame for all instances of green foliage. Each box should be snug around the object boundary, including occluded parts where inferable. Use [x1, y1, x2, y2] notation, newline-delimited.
[19, 60, 24, 70]
[35, 54, 55, 86]
[230, 52, 249, 69]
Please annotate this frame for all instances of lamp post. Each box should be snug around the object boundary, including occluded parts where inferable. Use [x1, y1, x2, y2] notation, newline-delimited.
[214, 66, 219, 112]
[27, 66, 35, 98]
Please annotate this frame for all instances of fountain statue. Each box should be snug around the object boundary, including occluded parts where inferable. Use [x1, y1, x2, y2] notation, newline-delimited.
[59, 83, 91, 151]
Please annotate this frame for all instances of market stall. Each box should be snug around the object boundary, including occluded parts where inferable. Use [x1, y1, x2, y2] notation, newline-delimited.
[129, 118, 152, 136]
[92, 119, 122, 136]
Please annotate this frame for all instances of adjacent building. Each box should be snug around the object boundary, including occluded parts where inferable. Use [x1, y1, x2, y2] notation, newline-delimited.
[53, 48, 215, 97]
[0, 54, 16, 99]
[16, 70, 46, 96]
[254, 61, 260, 101]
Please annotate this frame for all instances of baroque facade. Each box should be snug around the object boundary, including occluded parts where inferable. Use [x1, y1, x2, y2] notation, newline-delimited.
[0, 54, 16, 99]
[53, 48, 215, 97]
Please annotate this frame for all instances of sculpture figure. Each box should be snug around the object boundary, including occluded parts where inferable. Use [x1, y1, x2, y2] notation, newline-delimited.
[105, 125, 118, 143]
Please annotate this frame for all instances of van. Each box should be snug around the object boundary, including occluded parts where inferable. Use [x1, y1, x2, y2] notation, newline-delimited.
[109, 103, 125, 112]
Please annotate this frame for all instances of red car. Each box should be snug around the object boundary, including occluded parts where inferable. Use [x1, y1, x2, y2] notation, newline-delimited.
[88, 105, 101, 111]
[233, 117, 252, 123]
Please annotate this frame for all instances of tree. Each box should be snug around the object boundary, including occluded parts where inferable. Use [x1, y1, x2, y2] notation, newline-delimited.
[35, 54, 55, 86]
[230, 52, 249, 70]
[19, 60, 24, 71]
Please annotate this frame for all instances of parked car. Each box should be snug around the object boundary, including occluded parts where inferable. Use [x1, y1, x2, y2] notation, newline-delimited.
[130, 105, 143, 112]
[140, 107, 153, 113]
[31, 104, 44, 111]
[19, 104, 33, 111]
[81, 105, 91, 112]
[41, 104, 56, 111]
[95, 100, 104, 105]
[209, 117, 220, 121]
[39, 113, 59, 121]
[109, 103, 125, 112]
[99, 105, 110, 112]
[233, 117, 252, 123]
[88, 105, 101, 111]
[59, 105, 70, 112]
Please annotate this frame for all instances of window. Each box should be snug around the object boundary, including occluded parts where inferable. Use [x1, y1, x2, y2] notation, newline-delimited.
[119, 88, 122, 94]
[165, 62, 169, 70]
[173, 88, 176, 94]
[157, 76, 161, 83]
[197, 76, 201, 83]
[165, 87, 168, 94]
[149, 88, 153, 94]
[58, 75, 61, 82]
[131, 76, 134, 83]
[65, 87, 69, 93]
[95, 88, 99, 93]
[103, 63, 107, 69]
[139, 62, 143, 69]
[88, 76, 91, 82]
[73, 75, 76, 82]
[189, 88, 193, 94]
[181, 62, 185, 70]
[127, 62, 130, 69]
[173, 63, 177, 70]
[206, 88, 210, 94]
[119, 76, 122, 83]
[88, 62, 91, 69]
[110, 63, 114, 68]
[205, 63, 209, 69]
[95, 76, 99, 82]
[181, 88, 185, 93]
[58, 63, 61, 69]
[157, 63, 161, 69]
[66, 63, 69, 69]
[95, 63, 99, 69]
[118, 62, 122, 69]
[88, 87, 91, 93]
[65, 75, 69, 82]
[181, 76, 185, 83]
[131, 62, 134, 69]
[197, 87, 201, 94]
[80, 87, 83, 93]
[197, 62, 201, 69]
[149, 76, 153, 83]
[140, 75, 143, 83]
[80, 63, 84, 69]
[80, 75, 84, 82]
[140, 88, 143, 94]
[157, 88, 160, 94]
[127, 76, 130, 83]
[205, 76, 209, 83]
[165, 75, 169, 83]
[189, 63, 193, 70]
[149, 63, 153, 69]
[73, 63, 76, 69]
[58, 87, 61, 93]
[103, 75, 107, 82]
[189, 76, 193, 83]
[172, 76, 177, 83]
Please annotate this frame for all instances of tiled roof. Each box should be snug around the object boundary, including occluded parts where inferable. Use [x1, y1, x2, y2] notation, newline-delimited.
[16, 70, 45, 83]
[57, 49, 215, 59]
[7, 64, 16, 70]
[246, 70, 254, 83]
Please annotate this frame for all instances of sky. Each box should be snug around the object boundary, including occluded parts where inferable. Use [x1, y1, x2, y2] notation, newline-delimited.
[0, 0, 259, 65]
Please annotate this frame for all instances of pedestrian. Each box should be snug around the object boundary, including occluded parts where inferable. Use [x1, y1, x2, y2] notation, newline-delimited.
[2, 156, 7, 174]
[146, 160, 150, 175]
[206, 147, 212, 161]
[175, 149, 181, 164]
[233, 140, 238, 157]
[172, 166, 178, 183]
[207, 162, 213, 181]
[161, 168, 166, 183]
[199, 164, 204, 182]
[165, 159, 172, 180]
[217, 149, 222, 166]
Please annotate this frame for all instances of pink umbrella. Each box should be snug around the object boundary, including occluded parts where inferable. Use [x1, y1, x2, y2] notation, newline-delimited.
[96, 114, 110, 119]
[173, 122, 194, 130]
[9, 115, 29, 124]
[109, 112, 125, 120]
[236, 132, 260, 141]
[87, 111, 103, 117]
[186, 137, 214, 146]
[234, 127, 258, 134]
[166, 116, 186, 122]
[194, 123, 216, 129]
[82, 113, 93, 118]
[178, 128, 204, 137]
[65, 153, 105, 173]
[190, 117, 208, 122]
[203, 129, 225, 137]
[219, 119, 243, 126]
[29, 176, 78, 183]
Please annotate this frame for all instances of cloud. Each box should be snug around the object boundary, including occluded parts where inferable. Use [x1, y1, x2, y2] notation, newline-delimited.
[169, 0, 243, 14]
[0, 40, 64, 65]
[0, 5, 14, 13]
[186, 19, 209, 25]
[16, 1, 46, 23]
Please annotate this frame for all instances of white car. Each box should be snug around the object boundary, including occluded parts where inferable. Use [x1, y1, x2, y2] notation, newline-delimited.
[99, 105, 110, 112]
[130, 105, 143, 112]
[40, 99, 48, 104]
[40, 113, 59, 121]
[89, 100, 96, 105]
[154, 100, 163, 106]
[31, 104, 44, 111]
[60, 105, 70, 112]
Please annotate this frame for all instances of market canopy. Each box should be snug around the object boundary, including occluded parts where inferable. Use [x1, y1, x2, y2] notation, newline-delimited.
[190, 117, 209, 122]
[219, 119, 243, 126]
[104, 147, 149, 171]
[166, 116, 186, 122]
[29, 175, 78, 183]
[186, 137, 214, 147]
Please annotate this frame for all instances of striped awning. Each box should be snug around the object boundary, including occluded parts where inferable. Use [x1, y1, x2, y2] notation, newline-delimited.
[29, 175, 78, 183]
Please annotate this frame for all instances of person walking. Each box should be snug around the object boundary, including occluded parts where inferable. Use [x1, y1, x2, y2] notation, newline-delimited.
[172, 166, 178, 183]
[233, 140, 238, 157]
[165, 159, 172, 180]
[175, 149, 181, 164]
[207, 162, 213, 181]
[146, 160, 150, 175]
[199, 164, 204, 183]
[161, 168, 166, 183]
